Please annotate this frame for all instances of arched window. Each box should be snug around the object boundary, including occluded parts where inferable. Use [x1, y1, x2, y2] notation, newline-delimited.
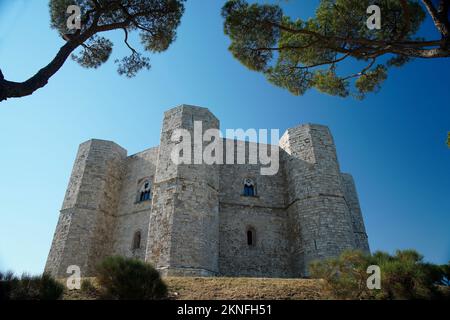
[138, 180, 152, 202]
[132, 230, 141, 250]
[243, 178, 256, 197]
[246, 227, 255, 246]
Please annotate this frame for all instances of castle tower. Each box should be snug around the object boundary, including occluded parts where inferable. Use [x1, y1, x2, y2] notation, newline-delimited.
[145, 105, 220, 276]
[280, 124, 359, 276]
[44, 105, 370, 279]
[341, 173, 370, 252]
[45, 139, 126, 277]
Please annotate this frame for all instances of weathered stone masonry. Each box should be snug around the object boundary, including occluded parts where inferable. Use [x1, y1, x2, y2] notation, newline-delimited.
[45, 104, 369, 278]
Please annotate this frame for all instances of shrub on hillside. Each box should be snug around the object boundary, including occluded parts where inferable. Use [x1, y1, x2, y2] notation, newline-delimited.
[0, 271, 17, 300]
[372, 250, 442, 299]
[434, 262, 450, 286]
[96, 256, 167, 300]
[310, 249, 446, 300]
[309, 250, 375, 299]
[80, 278, 98, 295]
[0, 271, 63, 300]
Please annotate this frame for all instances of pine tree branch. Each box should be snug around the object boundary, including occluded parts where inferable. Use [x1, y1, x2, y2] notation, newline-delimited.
[421, 0, 449, 41]
[123, 28, 138, 54]
[342, 58, 376, 80]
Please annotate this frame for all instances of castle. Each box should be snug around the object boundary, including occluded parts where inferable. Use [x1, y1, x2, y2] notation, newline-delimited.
[45, 105, 369, 278]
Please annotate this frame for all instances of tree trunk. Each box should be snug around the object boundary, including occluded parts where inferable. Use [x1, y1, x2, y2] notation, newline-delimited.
[0, 41, 79, 102]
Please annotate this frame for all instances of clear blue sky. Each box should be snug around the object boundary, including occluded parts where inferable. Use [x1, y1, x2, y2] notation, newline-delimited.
[0, 1, 449, 275]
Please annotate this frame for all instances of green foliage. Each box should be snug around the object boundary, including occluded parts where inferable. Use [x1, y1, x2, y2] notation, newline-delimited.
[96, 256, 167, 300]
[309, 250, 375, 299]
[354, 65, 387, 99]
[71, 35, 113, 68]
[313, 69, 349, 97]
[373, 250, 441, 299]
[439, 263, 450, 286]
[222, 0, 428, 98]
[80, 278, 98, 295]
[222, 0, 282, 71]
[266, 62, 313, 95]
[447, 132, 450, 148]
[36, 273, 65, 300]
[386, 54, 411, 67]
[422, 261, 450, 288]
[0, 271, 16, 300]
[49, 0, 185, 76]
[116, 53, 151, 78]
[310, 249, 446, 299]
[0, 271, 64, 300]
[49, 0, 90, 33]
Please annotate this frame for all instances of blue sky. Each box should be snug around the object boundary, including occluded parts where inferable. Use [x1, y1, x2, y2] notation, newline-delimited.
[0, 0, 449, 274]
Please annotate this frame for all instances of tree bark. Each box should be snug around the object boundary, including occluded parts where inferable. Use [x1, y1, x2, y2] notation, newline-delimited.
[0, 12, 136, 103]
[421, 0, 449, 41]
[0, 41, 83, 102]
[0, 40, 80, 102]
[390, 45, 450, 58]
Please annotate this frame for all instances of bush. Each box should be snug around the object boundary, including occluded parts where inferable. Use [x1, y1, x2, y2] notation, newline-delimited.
[436, 262, 450, 286]
[80, 279, 97, 295]
[373, 250, 442, 299]
[0, 271, 17, 300]
[309, 250, 374, 299]
[96, 256, 167, 300]
[0, 272, 63, 300]
[310, 249, 445, 300]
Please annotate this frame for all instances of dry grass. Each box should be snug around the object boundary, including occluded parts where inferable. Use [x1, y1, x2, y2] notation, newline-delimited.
[63, 276, 325, 300]
[166, 277, 325, 300]
[63, 277, 101, 300]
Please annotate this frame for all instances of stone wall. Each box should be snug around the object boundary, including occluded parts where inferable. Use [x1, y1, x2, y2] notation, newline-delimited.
[217, 141, 292, 277]
[341, 173, 370, 253]
[112, 147, 159, 260]
[146, 106, 221, 276]
[45, 105, 369, 279]
[280, 125, 360, 276]
[45, 139, 127, 277]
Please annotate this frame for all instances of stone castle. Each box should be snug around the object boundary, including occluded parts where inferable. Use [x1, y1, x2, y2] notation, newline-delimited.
[45, 105, 369, 278]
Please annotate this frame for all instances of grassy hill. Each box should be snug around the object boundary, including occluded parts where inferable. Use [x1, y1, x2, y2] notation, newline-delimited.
[63, 277, 326, 300]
